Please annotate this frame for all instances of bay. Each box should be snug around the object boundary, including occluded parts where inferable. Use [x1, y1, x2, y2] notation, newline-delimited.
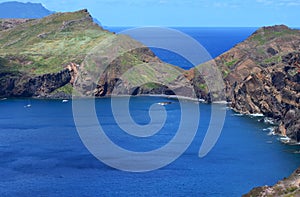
[0, 27, 299, 196]
[0, 98, 299, 196]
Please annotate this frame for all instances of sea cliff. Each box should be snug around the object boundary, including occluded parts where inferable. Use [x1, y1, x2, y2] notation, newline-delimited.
[0, 11, 299, 142]
[0, 9, 299, 195]
[190, 25, 300, 143]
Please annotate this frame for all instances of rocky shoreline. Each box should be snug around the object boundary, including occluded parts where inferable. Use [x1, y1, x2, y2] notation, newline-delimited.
[0, 10, 299, 195]
[243, 167, 300, 197]
[0, 14, 299, 143]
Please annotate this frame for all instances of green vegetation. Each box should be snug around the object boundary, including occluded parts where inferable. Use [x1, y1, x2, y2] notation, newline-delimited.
[0, 9, 186, 96]
[197, 83, 207, 90]
[225, 59, 238, 68]
[257, 48, 265, 55]
[51, 84, 73, 95]
[262, 55, 282, 64]
[250, 26, 299, 45]
[250, 34, 267, 45]
[142, 82, 161, 89]
[121, 62, 181, 87]
[0, 10, 111, 75]
[288, 68, 298, 76]
[222, 70, 229, 78]
[284, 186, 298, 194]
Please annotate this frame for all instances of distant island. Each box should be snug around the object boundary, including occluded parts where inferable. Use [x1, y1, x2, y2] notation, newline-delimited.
[0, 1, 53, 18]
[0, 7, 299, 196]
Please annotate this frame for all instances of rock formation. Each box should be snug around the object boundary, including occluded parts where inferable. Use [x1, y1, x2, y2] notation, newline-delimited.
[0, 10, 299, 196]
[191, 25, 300, 142]
[243, 167, 300, 196]
[0, 66, 73, 98]
[0, 11, 298, 141]
[0, 19, 31, 31]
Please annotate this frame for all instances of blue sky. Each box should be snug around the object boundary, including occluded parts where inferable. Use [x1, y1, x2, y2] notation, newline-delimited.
[1, 0, 300, 27]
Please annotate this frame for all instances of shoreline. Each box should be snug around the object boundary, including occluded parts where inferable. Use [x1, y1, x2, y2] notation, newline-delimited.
[1, 93, 231, 104]
[2, 93, 297, 146]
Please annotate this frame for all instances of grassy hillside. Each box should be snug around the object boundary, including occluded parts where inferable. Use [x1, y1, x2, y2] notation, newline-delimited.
[0, 9, 188, 98]
[0, 9, 111, 75]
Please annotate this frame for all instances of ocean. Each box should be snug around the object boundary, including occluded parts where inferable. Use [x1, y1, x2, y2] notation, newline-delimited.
[107, 27, 258, 69]
[0, 27, 299, 196]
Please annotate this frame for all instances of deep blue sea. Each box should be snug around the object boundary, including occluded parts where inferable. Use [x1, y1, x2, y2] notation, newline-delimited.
[1, 28, 300, 196]
[107, 27, 258, 69]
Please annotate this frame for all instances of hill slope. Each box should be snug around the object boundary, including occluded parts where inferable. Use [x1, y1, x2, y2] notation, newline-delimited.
[0, 9, 299, 142]
[191, 25, 300, 142]
[0, 10, 299, 195]
[0, 9, 191, 98]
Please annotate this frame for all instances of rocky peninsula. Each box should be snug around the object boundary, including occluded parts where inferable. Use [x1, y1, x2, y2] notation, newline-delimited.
[0, 9, 299, 142]
[0, 10, 299, 195]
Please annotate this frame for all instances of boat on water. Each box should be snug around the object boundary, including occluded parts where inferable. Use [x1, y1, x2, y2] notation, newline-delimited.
[248, 113, 264, 117]
[213, 100, 229, 104]
[198, 98, 205, 102]
[279, 136, 292, 144]
[62, 99, 69, 103]
[157, 101, 172, 106]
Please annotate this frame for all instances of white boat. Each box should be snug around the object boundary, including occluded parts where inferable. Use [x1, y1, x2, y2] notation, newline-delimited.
[248, 113, 264, 117]
[264, 117, 275, 125]
[157, 101, 172, 106]
[212, 100, 228, 104]
[279, 136, 291, 144]
[62, 99, 69, 103]
[233, 113, 244, 116]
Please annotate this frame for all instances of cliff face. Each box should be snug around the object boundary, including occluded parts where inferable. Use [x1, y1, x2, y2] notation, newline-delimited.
[191, 25, 300, 142]
[230, 52, 300, 136]
[0, 68, 71, 97]
[0, 10, 110, 98]
[0, 11, 299, 140]
[74, 44, 195, 98]
[0, 10, 193, 99]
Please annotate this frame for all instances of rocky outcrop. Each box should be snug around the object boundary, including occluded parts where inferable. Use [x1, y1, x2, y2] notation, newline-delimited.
[0, 62, 79, 98]
[191, 25, 300, 142]
[231, 52, 300, 141]
[243, 167, 300, 197]
[74, 37, 196, 98]
[0, 68, 72, 97]
[0, 10, 110, 98]
[0, 10, 299, 196]
[0, 10, 299, 142]
[0, 19, 31, 31]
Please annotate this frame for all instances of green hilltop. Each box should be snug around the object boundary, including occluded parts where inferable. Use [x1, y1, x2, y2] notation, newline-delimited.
[0, 9, 110, 75]
[0, 9, 186, 97]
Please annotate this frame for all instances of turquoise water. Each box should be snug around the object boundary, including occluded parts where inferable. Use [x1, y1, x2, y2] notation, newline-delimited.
[0, 98, 300, 196]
